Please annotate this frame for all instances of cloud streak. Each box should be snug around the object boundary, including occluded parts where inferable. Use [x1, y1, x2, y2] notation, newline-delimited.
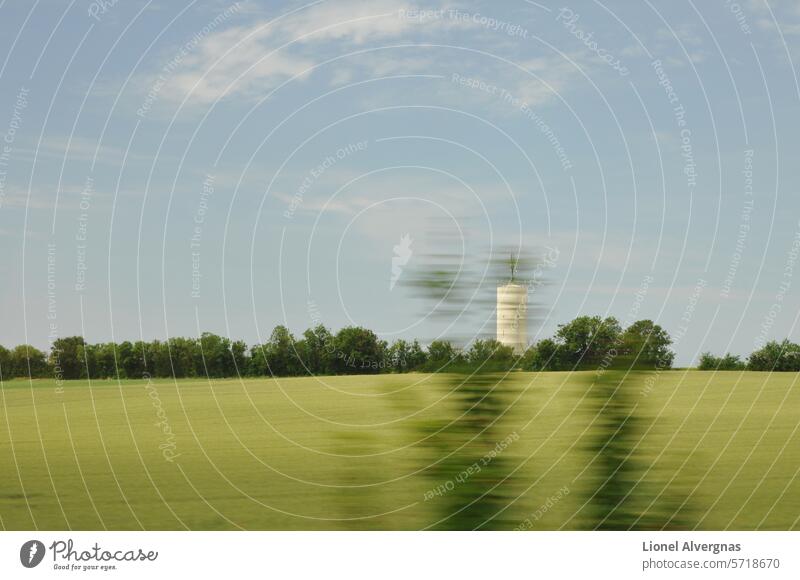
[141, 0, 586, 110]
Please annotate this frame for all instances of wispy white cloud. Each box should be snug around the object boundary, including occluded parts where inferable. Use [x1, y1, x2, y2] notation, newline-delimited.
[146, 0, 430, 106]
[0, 181, 116, 211]
[756, 17, 800, 35]
[656, 24, 704, 47]
[515, 56, 582, 105]
[14, 135, 152, 167]
[142, 0, 588, 109]
[1, 188, 68, 210]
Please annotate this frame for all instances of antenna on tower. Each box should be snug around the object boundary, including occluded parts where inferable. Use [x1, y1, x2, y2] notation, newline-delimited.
[509, 253, 518, 283]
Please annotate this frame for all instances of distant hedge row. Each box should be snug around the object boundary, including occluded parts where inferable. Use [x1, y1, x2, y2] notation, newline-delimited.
[698, 339, 800, 372]
[0, 327, 485, 380]
[0, 317, 794, 381]
[0, 316, 663, 380]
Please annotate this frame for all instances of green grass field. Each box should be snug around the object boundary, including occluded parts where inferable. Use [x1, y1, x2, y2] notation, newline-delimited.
[1, 371, 799, 530]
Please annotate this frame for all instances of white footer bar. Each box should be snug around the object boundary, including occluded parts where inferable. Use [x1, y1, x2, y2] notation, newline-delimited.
[1, 531, 798, 579]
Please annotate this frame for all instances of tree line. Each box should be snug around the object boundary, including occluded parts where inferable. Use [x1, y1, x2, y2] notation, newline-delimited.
[0, 316, 663, 380]
[0, 316, 795, 381]
[0, 327, 439, 380]
[698, 339, 800, 371]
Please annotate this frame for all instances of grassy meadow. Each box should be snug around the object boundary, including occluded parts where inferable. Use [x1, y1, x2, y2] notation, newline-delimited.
[1, 370, 799, 530]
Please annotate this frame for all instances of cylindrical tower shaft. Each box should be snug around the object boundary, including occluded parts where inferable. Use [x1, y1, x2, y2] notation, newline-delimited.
[497, 283, 527, 353]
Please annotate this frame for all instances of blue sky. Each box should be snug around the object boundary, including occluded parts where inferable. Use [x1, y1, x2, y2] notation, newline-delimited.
[1, 0, 799, 365]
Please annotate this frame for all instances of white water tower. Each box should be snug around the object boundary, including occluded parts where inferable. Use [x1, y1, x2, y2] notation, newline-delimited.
[496, 256, 528, 353]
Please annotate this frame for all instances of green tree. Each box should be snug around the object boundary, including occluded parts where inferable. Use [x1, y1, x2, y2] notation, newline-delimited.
[407, 339, 427, 370]
[526, 338, 564, 371]
[467, 339, 515, 368]
[248, 344, 269, 376]
[426, 340, 459, 365]
[620, 320, 674, 368]
[332, 326, 384, 374]
[555, 316, 622, 368]
[134, 341, 154, 376]
[698, 352, 746, 370]
[296, 325, 333, 375]
[166, 337, 198, 378]
[50, 336, 86, 380]
[10, 345, 49, 378]
[263, 326, 300, 376]
[117, 341, 143, 378]
[147, 340, 174, 378]
[196, 332, 234, 377]
[231, 340, 249, 376]
[388, 339, 411, 372]
[94, 343, 119, 379]
[747, 340, 800, 371]
[0, 345, 10, 379]
[78, 342, 98, 379]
